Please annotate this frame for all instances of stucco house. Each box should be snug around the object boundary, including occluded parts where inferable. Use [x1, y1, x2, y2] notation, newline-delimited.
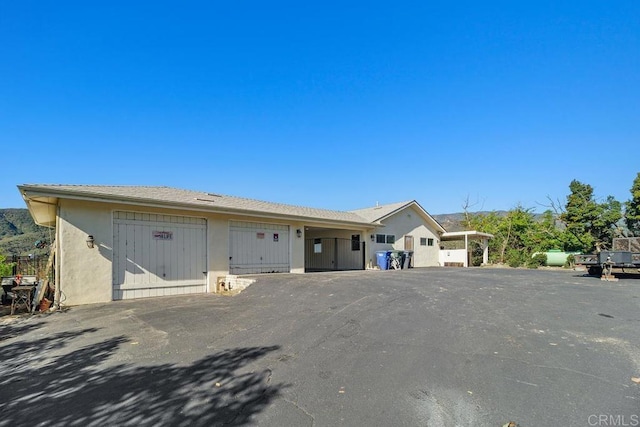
[19, 184, 490, 306]
[350, 200, 446, 268]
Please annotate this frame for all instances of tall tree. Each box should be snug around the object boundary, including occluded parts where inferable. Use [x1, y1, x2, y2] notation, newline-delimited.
[463, 206, 555, 266]
[529, 210, 564, 252]
[560, 180, 622, 252]
[625, 172, 640, 236]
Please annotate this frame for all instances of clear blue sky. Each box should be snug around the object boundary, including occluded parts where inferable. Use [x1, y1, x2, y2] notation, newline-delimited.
[1, 1, 638, 214]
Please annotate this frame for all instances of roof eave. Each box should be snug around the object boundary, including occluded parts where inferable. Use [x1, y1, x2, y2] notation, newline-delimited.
[19, 195, 57, 228]
[18, 185, 373, 229]
[375, 200, 447, 234]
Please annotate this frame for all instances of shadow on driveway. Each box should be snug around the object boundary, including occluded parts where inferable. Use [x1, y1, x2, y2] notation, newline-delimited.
[0, 327, 285, 427]
[0, 319, 46, 343]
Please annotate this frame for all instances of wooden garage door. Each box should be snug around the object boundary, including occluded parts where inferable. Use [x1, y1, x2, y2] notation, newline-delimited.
[113, 211, 207, 300]
[229, 221, 290, 274]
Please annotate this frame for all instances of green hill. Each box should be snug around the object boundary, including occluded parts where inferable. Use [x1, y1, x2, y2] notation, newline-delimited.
[0, 209, 50, 256]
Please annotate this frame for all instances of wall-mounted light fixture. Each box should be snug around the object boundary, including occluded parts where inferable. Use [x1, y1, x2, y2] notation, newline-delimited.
[86, 235, 95, 249]
[370, 234, 375, 242]
[296, 229, 302, 238]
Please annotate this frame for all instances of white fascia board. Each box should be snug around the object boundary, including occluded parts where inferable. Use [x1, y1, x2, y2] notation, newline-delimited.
[377, 201, 446, 234]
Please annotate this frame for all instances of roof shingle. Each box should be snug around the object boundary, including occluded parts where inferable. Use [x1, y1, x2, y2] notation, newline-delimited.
[19, 184, 373, 225]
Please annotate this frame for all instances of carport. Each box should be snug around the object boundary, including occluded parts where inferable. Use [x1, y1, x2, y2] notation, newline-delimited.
[439, 231, 493, 267]
[303, 227, 368, 272]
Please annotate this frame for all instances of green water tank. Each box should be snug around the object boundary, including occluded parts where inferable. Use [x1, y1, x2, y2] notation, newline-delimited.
[544, 249, 572, 267]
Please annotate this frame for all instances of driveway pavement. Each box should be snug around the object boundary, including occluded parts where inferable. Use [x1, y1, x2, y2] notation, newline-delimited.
[1, 268, 639, 426]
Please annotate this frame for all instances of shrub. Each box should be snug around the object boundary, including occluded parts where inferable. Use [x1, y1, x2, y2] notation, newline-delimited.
[506, 249, 528, 268]
[564, 254, 575, 268]
[0, 254, 14, 276]
[526, 253, 547, 269]
[470, 244, 484, 266]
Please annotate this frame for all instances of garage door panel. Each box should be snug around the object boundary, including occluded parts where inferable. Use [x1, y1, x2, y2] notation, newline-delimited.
[229, 221, 290, 274]
[113, 212, 207, 300]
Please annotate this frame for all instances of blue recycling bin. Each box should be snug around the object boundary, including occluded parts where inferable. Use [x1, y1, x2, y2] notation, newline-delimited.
[376, 251, 391, 270]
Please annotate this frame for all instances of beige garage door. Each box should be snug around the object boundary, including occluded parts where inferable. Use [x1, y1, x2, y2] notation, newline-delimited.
[229, 221, 290, 274]
[112, 211, 207, 300]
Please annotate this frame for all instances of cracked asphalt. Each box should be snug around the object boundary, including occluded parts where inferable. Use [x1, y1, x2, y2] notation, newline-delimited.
[1, 267, 639, 426]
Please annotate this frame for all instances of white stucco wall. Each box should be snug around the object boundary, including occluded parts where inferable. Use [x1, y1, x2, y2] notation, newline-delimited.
[58, 199, 114, 305]
[54, 199, 310, 305]
[370, 205, 441, 268]
[439, 249, 468, 267]
[290, 222, 305, 274]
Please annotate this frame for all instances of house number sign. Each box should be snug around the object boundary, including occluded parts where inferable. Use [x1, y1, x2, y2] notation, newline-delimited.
[153, 231, 173, 240]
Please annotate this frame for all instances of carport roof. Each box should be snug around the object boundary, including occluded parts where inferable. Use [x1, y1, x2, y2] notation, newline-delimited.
[18, 184, 375, 227]
[441, 230, 494, 240]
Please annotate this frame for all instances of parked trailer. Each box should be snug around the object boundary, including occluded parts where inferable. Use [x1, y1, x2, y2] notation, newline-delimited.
[574, 237, 640, 276]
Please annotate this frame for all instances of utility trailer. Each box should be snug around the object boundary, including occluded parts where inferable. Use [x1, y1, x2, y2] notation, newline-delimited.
[574, 237, 640, 276]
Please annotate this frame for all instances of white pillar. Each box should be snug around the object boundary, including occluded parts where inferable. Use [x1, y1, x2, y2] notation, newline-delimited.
[482, 238, 489, 265]
[464, 234, 469, 267]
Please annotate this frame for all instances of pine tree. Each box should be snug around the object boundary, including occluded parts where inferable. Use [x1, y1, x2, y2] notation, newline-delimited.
[560, 180, 621, 252]
[625, 172, 640, 236]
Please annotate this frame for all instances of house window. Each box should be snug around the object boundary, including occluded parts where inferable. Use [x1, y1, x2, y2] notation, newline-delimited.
[376, 234, 395, 244]
[351, 234, 360, 251]
[421, 238, 434, 246]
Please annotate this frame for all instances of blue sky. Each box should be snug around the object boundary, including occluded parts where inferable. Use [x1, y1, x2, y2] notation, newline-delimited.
[1, 1, 638, 214]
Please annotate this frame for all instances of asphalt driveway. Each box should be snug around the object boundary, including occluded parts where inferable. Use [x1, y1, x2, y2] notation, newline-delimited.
[1, 268, 639, 426]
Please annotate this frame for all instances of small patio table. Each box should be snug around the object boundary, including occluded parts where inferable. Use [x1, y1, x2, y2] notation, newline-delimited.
[11, 285, 36, 315]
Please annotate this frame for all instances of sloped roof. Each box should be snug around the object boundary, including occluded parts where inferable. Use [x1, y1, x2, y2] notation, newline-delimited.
[349, 200, 415, 223]
[350, 200, 447, 233]
[18, 184, 373, 226]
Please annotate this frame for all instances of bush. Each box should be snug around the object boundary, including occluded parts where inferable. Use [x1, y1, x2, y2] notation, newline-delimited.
[506, 249, 528, 268]
[470, 244, 484, 266]
[508, 257, 521, 268]
[564, 254, 575, 268]
[0, 254, 14, 276]
[526, 253, 547, 269]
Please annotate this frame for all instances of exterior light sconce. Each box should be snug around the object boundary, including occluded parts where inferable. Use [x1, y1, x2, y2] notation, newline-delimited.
[370, 234, 375, 242]
[296, 229, 302, 238]
[86, 235, 95, 249]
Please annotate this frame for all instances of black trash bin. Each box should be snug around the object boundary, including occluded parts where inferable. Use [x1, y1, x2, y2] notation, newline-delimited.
[403, 251, 413, 268]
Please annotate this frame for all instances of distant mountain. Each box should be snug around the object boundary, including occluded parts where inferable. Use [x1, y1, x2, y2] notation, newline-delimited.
[0, 209, 50, 256]
[432, 213, 465, 232]
[432, 211, 509, 232]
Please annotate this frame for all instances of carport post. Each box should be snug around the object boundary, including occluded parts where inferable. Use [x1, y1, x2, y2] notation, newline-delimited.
[464, 234, 469, 267]
[482, 238, 489, 265]
[362, 241, 366, 269]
